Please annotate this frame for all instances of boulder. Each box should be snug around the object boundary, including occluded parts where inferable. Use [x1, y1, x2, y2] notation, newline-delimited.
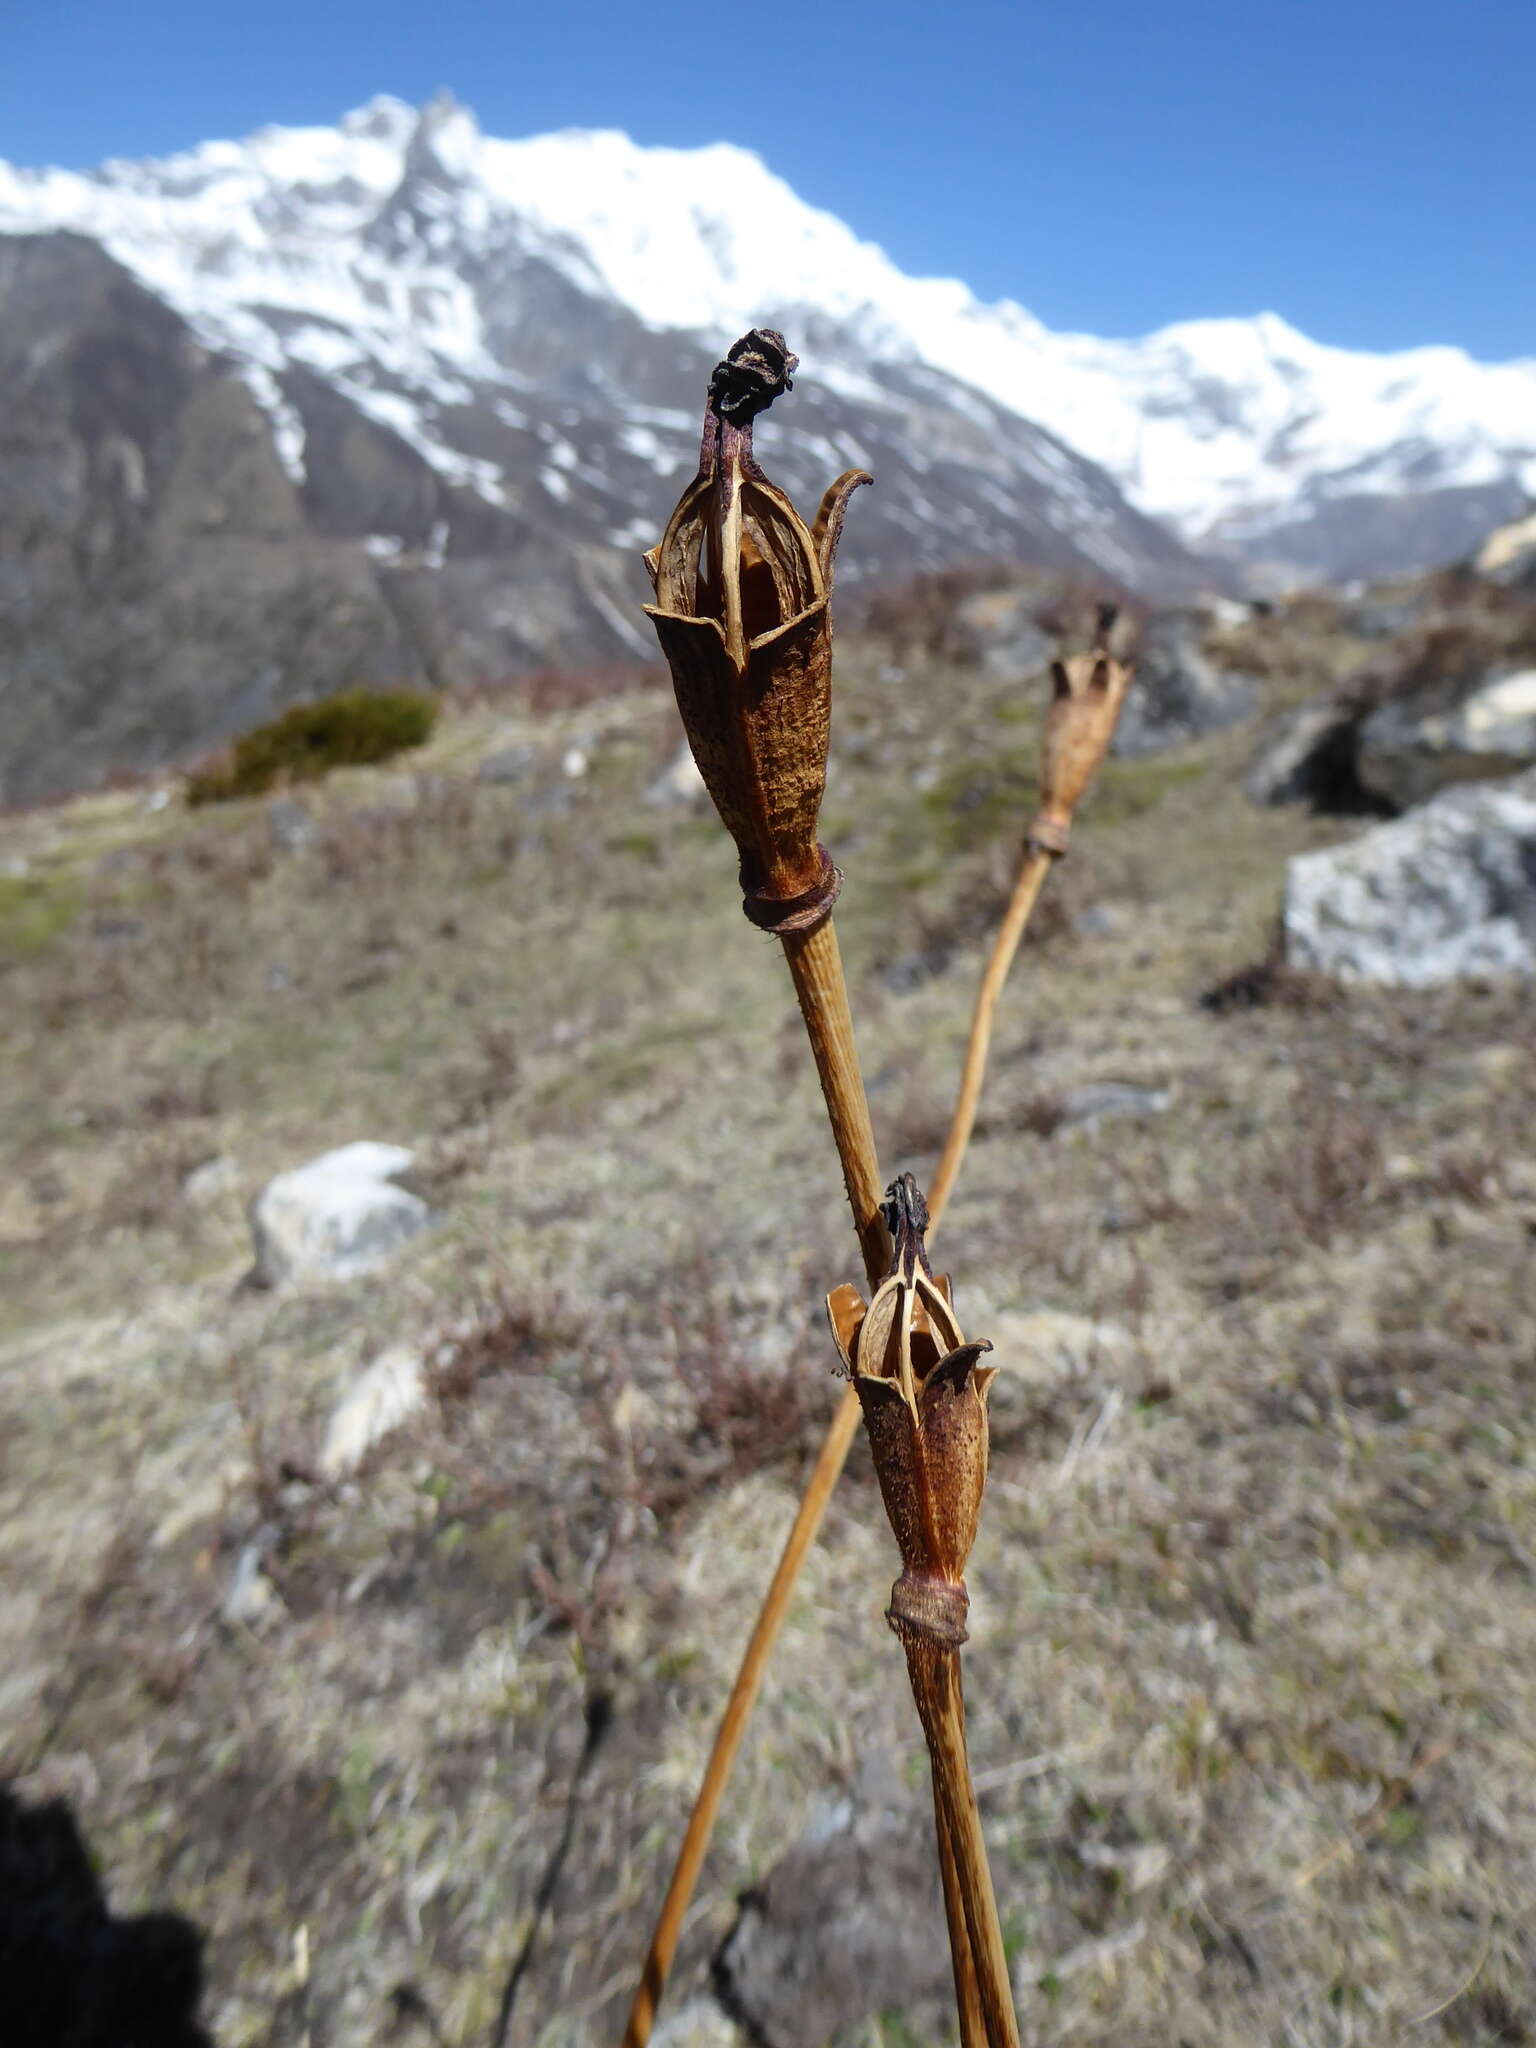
[249, 1141, 433, 1287]
[1358, 666, 1536, 810]
[1113, 611, 1261, 757]
[1284, 769, 1536, 987]
[948, 587, 1052, 680]
[1253, 696, 1359, 806]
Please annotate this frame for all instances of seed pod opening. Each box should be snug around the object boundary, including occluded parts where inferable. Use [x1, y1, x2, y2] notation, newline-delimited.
[643, 330, 871, 932]
[1031, 603, 1135, 854]
[828, 1175, 997, 1649]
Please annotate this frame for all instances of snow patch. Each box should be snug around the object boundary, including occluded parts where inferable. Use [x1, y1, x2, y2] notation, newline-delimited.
[2, 99, 1533, 540]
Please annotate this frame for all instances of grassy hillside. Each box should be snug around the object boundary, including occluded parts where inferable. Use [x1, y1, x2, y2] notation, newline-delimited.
[2, 627, 1534, 2046]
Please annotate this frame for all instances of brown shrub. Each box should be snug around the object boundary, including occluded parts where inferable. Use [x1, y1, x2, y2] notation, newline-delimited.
[858, 562, 1019, 658]
[1267, 1090, 1384, 1246]
[1348, 583, 1536, 712]
[447, 661, 666, 716]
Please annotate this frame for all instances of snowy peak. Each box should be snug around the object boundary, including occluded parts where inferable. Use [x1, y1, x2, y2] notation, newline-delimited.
[1, 94, 1533, 578]
[1, 112, 1221, 802]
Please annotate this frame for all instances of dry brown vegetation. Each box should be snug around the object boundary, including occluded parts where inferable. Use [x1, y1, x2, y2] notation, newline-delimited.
[3, 605, 1535, 2045]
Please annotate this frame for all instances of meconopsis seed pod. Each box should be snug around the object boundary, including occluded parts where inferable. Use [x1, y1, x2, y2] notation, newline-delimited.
[643, 330, 871, 933]
[1030, 603, 1135, 855]
[827, 1175, 997, 1650]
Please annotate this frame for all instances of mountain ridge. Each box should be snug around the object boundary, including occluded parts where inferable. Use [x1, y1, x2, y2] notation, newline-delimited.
[2, 96, 1532, 801]
[4, 91, 1532, 568]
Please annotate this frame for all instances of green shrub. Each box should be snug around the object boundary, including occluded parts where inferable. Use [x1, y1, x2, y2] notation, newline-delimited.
[0, 872, 83, 956]
[185, 688, 437, 805]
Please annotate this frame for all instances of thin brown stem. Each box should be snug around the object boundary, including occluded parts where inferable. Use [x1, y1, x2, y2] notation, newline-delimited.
[623, 858, 1067, 2043]
[905, 1641, 1021, 2048]
[927, 847, 1054, 1231]
[624, 915, 924, 2046]
[620, 1383, 862, 2048]
[934, 1763, 986, 2045]
[781, 918, 996, 2039]
[779, 916, 890, 1287]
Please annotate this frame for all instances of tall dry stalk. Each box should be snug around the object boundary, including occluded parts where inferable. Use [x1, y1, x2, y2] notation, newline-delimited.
[828, 1173, 1018, 2045]
[624, 331, 1132, 2047]
[929, 606, 1134, 1220]
[624, 329, 901, 2048]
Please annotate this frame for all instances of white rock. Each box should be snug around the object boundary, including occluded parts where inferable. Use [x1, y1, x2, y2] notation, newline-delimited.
[223, 1541, 280, 1625]
[182, 1154, 240, 1205]
[1359, 666, 1536, 808]
[249, 1141, 432, 1287]
[318, 1344, 428, 1478]
[650, 2000, 740, 2048]
[1285, 769, 1536, 986]
[644, 740, 706, 808]
[1477, 509, 1536, 583]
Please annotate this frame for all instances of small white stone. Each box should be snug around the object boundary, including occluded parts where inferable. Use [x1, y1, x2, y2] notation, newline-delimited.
[643, 742, 706, 807]
[182, 1154, 240, 1205]
[223, 1543, 279, 1625]
[318, 1345, 428, 1478]
[249, 1141, 432, 1287]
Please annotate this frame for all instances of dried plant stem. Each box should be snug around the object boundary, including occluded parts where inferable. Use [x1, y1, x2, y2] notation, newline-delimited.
[934, 1771, 987, 2045]
[926, 845, 1054, 1230]
[619, 1383, 862, 2048]
[623, 868, 1067, 2045]
[779, 916, 890, 1285]
[905, 1643, 1020, 2048]
[782, 918, 997, 2037]
[622, 914, 910, 2048]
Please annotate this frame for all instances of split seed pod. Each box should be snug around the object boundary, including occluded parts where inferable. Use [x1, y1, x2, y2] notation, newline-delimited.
[827, 1175, 996, 1649]
[1030, 603, 1135, 855]
[643, 330, 871, 932]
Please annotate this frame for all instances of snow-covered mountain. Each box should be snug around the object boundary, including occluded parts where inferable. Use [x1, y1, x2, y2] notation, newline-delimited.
[1, 94, 1532, 800]
[4, 92, 1532, 564]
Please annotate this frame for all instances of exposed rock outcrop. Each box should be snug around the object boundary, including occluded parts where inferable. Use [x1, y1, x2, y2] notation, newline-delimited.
[1112, 611, 1261, 757]
[1284, 769, 1536, 986]
[1357, 665, 1536, 810]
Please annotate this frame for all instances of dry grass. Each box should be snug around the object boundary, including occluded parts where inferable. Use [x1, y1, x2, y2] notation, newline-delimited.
[2, 623, 1535, 2045]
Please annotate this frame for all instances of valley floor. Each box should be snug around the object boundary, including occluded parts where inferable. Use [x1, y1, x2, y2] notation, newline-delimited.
[2, 642, 1534, 2046]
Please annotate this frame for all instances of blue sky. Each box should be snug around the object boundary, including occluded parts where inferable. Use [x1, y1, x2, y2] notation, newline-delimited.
[5, 0, 1532, 358]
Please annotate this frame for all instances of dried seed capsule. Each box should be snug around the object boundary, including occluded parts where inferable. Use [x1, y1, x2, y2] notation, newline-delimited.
[827, 1175, 996, 1649]
[643, 330, 870, 933]
[1031, 603, 1135, 855]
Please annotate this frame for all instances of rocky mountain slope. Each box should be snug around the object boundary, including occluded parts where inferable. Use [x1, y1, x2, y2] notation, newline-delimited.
[4, 94, 1533, 801]
[6, 92, 1533, 570]
[0, 104, 1210, 806]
